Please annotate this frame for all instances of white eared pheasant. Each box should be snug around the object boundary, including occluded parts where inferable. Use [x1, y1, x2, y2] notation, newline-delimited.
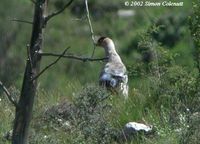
[96, 37, 128, 98]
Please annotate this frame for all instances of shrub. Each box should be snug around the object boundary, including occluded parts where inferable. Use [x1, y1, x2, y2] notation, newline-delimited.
[152, 13, 188, 47]
[71, 85, 117, 144]
[33, 85, 118, 144]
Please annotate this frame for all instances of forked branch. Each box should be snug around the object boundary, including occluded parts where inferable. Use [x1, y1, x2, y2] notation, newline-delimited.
[44, 0, 74, 24]
[0, 81, 18, 107]
[31, 48, 69, 81]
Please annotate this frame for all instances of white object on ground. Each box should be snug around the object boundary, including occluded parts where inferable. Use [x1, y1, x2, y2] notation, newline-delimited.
[125, 122, 153, 132]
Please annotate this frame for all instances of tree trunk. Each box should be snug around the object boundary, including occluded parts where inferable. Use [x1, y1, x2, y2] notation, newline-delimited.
[12, 0, 48, 143]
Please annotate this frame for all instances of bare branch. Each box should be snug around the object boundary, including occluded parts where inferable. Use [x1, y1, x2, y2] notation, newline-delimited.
[84, 0, 96, 58]
[11, 19, 33, 25]
[31, 48, 69, 81]
[0, 81, 18, 107]
[39, 51, 108, 62]
[44, 0, 74, 23]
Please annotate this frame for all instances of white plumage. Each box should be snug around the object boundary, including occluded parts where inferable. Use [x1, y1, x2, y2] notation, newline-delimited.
[96, 37, 128, 98]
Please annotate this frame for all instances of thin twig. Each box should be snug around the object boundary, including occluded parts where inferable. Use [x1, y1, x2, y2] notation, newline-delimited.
[0, 81, 18, 107]
[11, 19, 33, 25]
[44, 0, 74, 23]
[31, 48, 69, 81]
[39, 51, 108, 62]
[84, 0, 96, 58]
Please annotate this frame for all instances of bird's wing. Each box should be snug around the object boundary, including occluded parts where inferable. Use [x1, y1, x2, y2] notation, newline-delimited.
[100, 62, 129, 97]
[104, 62, 127, 79]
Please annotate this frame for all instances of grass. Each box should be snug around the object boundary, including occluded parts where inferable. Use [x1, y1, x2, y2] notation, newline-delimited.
[0, 77, 190, 144]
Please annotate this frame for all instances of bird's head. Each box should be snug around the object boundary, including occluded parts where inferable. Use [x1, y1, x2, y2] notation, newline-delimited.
[95, 36, 114, 48]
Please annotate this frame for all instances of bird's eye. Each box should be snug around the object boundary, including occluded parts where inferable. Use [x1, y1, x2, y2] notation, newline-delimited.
[98, 37, 107, 44]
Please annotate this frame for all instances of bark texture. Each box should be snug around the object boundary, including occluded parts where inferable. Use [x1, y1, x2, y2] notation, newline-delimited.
[12, 0, 47, 143]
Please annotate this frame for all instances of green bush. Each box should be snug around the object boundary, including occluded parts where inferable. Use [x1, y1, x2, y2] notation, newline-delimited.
[71, 85, 117, 144]
[31, 85, 118, 144]
[152, 13, 188, 47]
